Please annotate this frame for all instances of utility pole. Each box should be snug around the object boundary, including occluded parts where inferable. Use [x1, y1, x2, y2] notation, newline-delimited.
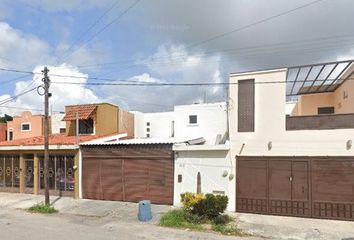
[42, 67, 50, 205]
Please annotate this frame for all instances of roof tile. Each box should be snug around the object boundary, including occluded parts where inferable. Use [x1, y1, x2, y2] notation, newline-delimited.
[62, 105, 97, 121]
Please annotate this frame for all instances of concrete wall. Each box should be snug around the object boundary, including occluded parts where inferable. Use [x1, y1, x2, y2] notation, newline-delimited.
[7, 111, 44, 140]
[174, 150, 233, 210]
[174, 102, 227, 144]
[118, 108, 134, 137]
[51, 113, 65, 134]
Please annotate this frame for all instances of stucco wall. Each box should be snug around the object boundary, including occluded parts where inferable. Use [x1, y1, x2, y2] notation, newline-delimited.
[65, 103, 119, 136]
[0, 123, 6, 141]
[51, 113, 65, 134]
[7, 111, 44, 140]
[95, 104, 118, 136]
[174, 150, 234, 211]
[118, 108, 134, 137]
[334, 79, 354, 114]
[228, 69, 354, 211]
[229, 69, 354, 157]
[296, 93, 334, 116]
[174, 102, 227, 144]
[291, 77, 354, 116]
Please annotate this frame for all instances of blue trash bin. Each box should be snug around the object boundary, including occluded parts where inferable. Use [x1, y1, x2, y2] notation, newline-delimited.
[138, 200, 152, 221]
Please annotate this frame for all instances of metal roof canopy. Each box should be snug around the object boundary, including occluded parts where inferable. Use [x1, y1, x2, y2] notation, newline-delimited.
[286, 59, 354, 96]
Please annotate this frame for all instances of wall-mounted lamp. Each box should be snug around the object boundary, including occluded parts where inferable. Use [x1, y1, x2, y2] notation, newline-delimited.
[268, 141, 272, 151]
[222, 170, 228, 178]
[346, 140, 352, 150]
[73, 165, 78, 171]
[228, 173, 234, 181]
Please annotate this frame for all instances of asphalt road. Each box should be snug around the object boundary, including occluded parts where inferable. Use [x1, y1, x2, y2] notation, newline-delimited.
[0, 208, 260, 240]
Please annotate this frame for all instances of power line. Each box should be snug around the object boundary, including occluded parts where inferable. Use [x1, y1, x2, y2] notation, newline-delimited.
[187, 0, 325, 50]
[96, 0, 326, 73]
[0, 105, 63, 114]
[58, 0, 121, 63]
[50, 76, 354, 87]
[61, 0, 142, 62]
[0, 86, 39, 106]
[78, 32, 354, 70]
[0, 73, 33, 85]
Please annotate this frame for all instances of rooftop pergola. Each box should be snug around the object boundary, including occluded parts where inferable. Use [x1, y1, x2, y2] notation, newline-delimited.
[286, 59, 354, 96]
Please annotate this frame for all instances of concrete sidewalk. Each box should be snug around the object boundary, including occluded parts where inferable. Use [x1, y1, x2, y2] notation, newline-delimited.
[0, 192, 171, 223]
[1, 193, 354, 240]
[234, 212, 354, 240]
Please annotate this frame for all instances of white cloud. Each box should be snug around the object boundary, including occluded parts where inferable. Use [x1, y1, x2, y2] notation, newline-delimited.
[0, 65, 101, 116]
[0, 22, 53, 69]
[13, 0, 112, 12]
[0, 21, 110, 75]
[103, 44, 225, 112]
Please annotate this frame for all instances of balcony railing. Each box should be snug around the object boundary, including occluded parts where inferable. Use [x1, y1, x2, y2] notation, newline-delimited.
[286, 113, 354, 130]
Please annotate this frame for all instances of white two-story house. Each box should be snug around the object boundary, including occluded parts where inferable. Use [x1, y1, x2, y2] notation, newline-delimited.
[133, 102, 232, 209]
[229, 59, 354, 220]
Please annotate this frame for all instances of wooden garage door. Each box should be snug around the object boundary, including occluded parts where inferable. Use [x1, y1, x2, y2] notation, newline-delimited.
[236, 156, 354, 221]
[312, 159, 354, 220]
[81, 144, 174, 205]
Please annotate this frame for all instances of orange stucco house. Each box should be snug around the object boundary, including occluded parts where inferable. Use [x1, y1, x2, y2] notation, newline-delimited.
[6, 111, 46, 141]
[0, 102, 134, 198]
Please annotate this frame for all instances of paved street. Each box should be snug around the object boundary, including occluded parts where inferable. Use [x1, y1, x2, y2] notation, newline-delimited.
[0, 208, 260, 240]
[1, 193, 354, 240]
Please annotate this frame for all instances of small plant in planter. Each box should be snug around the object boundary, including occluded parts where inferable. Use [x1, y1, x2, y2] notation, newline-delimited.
[28, 204, 58, 214]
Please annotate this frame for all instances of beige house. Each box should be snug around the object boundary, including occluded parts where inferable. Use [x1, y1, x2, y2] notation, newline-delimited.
[229, 59, 354, 221]
[64, 103, 134, 138]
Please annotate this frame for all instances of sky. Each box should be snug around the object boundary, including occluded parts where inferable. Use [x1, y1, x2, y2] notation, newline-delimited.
[0, 0, 354, 115]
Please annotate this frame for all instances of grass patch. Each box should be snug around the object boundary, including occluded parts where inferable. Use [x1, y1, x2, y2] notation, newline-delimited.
[211, 223, 245, 236]
[28, 204, 58, 214]
[160, 209, 245, 236]
[159, 209, 204, 231]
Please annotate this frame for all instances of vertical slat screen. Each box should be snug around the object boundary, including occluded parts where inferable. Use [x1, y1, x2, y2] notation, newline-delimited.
[238, 79, 255, 132]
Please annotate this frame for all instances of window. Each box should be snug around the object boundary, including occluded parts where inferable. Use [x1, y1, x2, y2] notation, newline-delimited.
[146, 127, 150, 132]
[146, 122, 150, 126]
[238, 79, 255, 132]
[79, 119, 94, 134]
[189, 115, 197, 124]
[59, 128, 66, 134]
[318, 107, 334, 115]
[8, 130, 13, 141]
[146, 133, 150, 138]
[21, 123, 31, 132]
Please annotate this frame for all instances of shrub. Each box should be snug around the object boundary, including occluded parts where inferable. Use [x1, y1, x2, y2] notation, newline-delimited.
[192, 194, 228, 220]
[28, 204, 58, 214]
[212, 214, 233, 225]
[180, 192, 204, 210]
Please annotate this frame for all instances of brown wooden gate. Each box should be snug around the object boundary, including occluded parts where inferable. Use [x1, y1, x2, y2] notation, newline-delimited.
[236, 156, 354, 221]
[81, 144, 174, 205]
